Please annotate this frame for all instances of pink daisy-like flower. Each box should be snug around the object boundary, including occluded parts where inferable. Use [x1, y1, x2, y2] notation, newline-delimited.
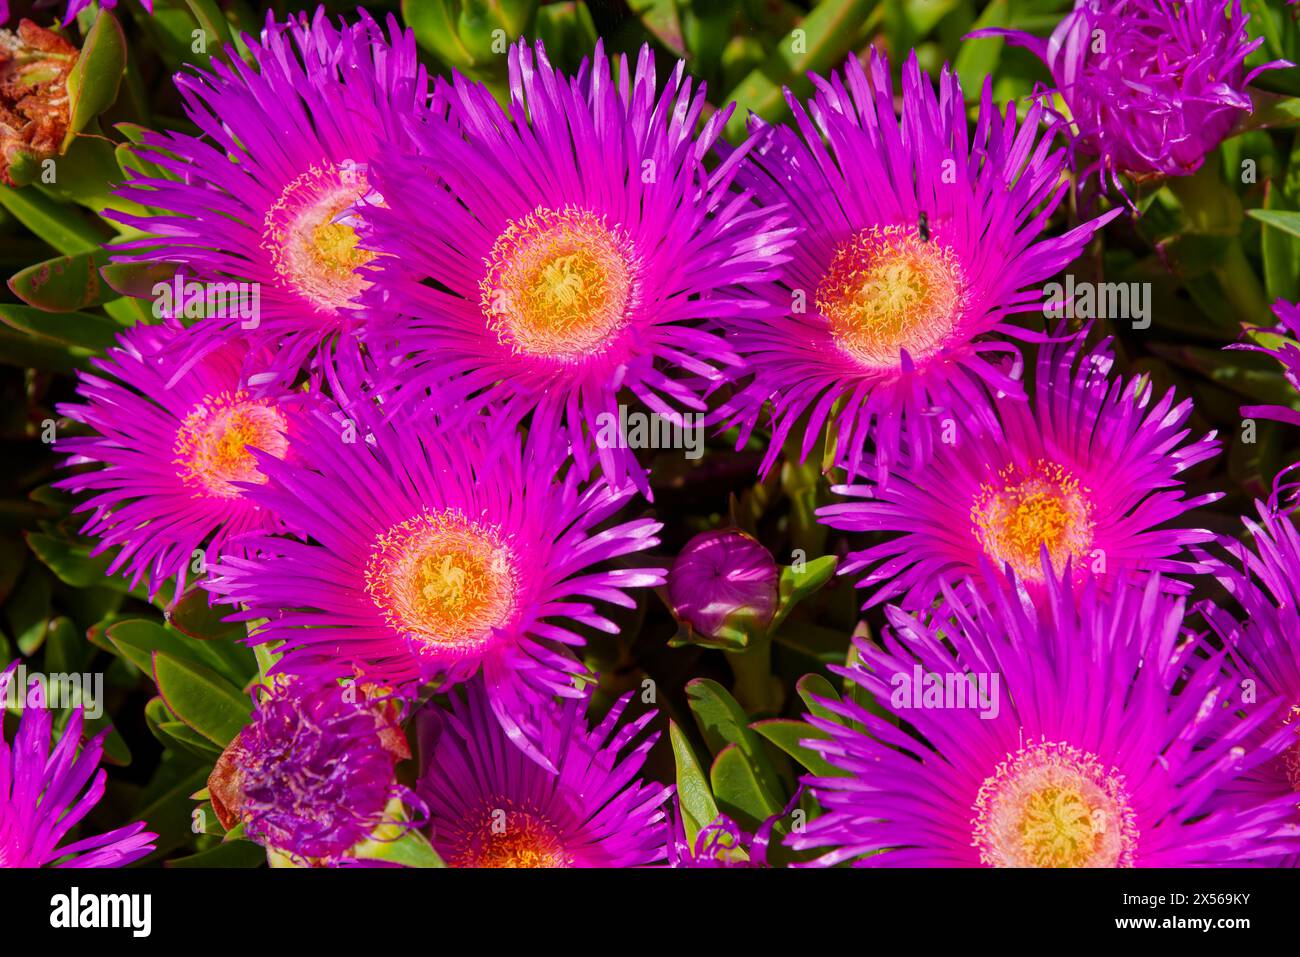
[109, 7, 430, 371]
[818, 332, 1221, 609]
[789, 573, 1300, 867]
[1200, 503, 1300, 860]
[1, 663, 156, 868]
[356, 38, 792, 494]
[416, 680, 669, 867]
[55, 321, 298, 598]
[204, 401, 665, 763]
[978, 0, 1289, 191]
[717, 49, 1120, 480]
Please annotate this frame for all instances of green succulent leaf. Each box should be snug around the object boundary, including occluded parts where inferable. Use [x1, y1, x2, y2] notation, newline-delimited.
[99, 259, 175, 299]
[0, 303, 119, 353]
[709, 742, 782, 830]
[795, 673, 850, 727]
[166, 840, 265, 868]
[0, 184, 108, 255]
[152, 651, 252, 748]
[669, 720, 718, 845]
[770, 555, 839, 631]
[9, 249, 112, 312]
[64, 12, 127, 149]
[686, 678, 786, 805]
[751, 718, 844, 778]
[723, 0, 877, 142]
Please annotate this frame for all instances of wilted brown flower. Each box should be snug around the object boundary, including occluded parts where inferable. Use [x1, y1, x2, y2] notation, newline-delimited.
[0, 20, 78, 186]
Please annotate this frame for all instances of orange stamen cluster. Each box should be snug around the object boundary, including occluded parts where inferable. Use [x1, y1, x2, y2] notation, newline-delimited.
[263, 161, 374, 311]
[450, 806, 570, 869]
[816, 224, 963, 369]
[364, 508, 519, 653]
[972, 739, 1139, 868]
[480, 205, 636, 360]
[971, 460, 1095, 582]
[173, 391, 288, 499]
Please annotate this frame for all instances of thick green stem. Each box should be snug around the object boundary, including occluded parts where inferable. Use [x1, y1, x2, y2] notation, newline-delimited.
[1168, 162, 1271, 322]
[726, 636, 783, 717]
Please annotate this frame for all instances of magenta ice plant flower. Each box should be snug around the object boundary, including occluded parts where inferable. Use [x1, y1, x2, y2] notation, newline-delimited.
[1200, 502, 1300, 859]
[110, 8, 430, 371]
[667, 528, 778, 644]
[204, 400, 664, 765]
[356, 38, 792, 494]
[789, 573, 1300, 866]
[55, 320, 298, 598]
[207, 674, 418, 866]
[416, 680, 669, 867]
[1, 663, 156, 868]
[718, 49, 1119, 480]
[818, 331, 1221, 609]
[977, 0, 1288, 190]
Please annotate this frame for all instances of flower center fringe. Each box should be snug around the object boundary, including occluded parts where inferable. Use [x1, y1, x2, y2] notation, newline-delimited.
[451, 806, 570, 868]
[971, 460, 1095, 582]
[817, 224, 963, 369]
[173, 391, 288, 499]
[263, 161, 374, 311]
[1282, 704, 1300, 794]
[481, 205, 636, 360]
[972, 740, 1138, 868]
[365, 508, 519, 654]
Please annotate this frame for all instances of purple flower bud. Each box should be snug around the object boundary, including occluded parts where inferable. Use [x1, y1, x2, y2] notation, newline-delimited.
[668, 530, 779, 643]
[978, 0, 1289, 189]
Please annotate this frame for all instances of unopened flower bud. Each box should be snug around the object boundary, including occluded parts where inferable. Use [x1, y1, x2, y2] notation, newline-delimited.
[668, 529, 778, 645]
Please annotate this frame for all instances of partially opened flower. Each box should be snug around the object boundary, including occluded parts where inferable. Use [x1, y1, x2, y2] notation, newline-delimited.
[1, 663, 156, 867]
[818, 332, 1220, 609]
[666, 796, 784, 868]
[55, 321, 297, 598]
[1200, 503, 1300, 854]
[358, 39, 791, 494]
[718, 50, 1119, 480]
[207, 675, 417, 866]
[205, 402, 664, 761]
[789, 573, 1300, 867]
[978, 0, 1287, 190]
[109, 7, 429, 370]
[1233, 298, 1300, 428]
[417, 681, 669, 867]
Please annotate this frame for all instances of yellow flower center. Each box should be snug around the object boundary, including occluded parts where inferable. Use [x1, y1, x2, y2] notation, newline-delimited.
[173, 391, 288, 499]
[480, 205, 636, 360]
[972, 740, 1138, 868]
[971, 460, 1095, 582]
[364, 509, 519, 653]
[816, 224, 963, 369]
[452, 807, 570, 869]
[263, 161, 375, 311]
